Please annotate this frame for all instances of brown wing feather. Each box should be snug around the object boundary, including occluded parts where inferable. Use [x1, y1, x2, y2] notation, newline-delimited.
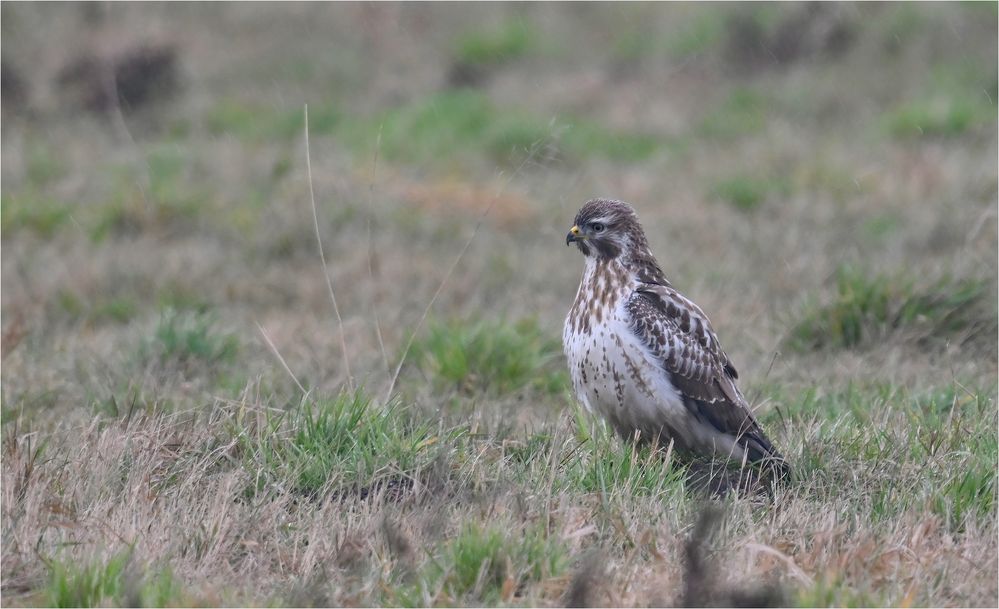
[626, 285, 785, 466]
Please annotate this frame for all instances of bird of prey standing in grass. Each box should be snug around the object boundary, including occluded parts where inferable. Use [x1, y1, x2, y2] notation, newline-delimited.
[563, 198, 789, 481]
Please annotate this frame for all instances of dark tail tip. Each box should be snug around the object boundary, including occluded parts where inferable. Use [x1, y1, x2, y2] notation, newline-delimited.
[742, 433, 792, 484]
[763, 456, 793, 486]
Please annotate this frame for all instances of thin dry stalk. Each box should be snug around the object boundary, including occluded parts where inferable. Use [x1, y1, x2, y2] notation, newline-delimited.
[304, 104, 354, 393]
[367, 125, 390, 376]
[255, 321, 307, 396]
[382, 137, 544, 403]
[104, 61, 152, 212]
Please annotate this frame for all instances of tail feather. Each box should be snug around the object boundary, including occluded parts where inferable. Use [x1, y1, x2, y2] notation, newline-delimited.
[683, 395, 792, 482]
[740, 428, 792, 483]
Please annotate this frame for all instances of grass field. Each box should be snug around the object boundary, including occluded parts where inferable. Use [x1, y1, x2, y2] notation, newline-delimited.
[2, 3, 997, 606]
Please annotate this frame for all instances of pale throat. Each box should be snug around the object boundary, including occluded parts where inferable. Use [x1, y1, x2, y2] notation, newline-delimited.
[578, 255, 636, 307]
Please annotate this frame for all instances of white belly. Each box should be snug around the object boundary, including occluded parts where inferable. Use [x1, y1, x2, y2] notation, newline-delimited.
[563, 299, 686, 437]
[563, 298, 748, 460]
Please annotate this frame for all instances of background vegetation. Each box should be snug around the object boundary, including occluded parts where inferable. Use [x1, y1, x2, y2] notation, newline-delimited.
[2, 2, 996, 606]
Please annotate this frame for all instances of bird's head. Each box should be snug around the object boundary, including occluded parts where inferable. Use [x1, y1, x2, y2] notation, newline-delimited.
[566, 198, 646, 260]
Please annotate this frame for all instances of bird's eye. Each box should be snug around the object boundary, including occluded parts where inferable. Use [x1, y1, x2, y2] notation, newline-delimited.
[591, 222, 605, 233]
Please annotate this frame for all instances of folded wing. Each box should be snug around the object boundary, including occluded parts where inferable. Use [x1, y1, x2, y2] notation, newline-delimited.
[626, 283, 787, 472]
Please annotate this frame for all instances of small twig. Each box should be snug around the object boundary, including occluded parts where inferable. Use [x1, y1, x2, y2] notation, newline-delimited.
[304, 104, 354, 393]
[256, 321, 307, 396]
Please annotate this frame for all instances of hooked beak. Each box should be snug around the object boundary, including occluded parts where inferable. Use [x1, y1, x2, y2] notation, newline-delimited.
[566, 225, 583, 246]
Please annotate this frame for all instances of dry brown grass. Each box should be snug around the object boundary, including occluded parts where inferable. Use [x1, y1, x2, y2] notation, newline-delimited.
[2, 2, 997, 606]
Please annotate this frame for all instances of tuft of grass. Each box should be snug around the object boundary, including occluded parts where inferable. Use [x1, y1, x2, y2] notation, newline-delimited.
[884, 96, 994, 138]
[156, 281, 213, 313]
[796, 576, 887, 608]
[884, 59, 996, 138]
[572, 440, 687, 498]
[45, 553, 183, 608]
[862, 213, 901, 241]
[933, 456, 996, 530]
[710, 174, 789, 211]
[90, 188, 205, 244]
[1, 194, 73, 238]
[414, 523, 565, 605]
[561, 412, 688, 497]
[46, 553, 130, 608]
[94, 145, 210, 240]
[407, 318, 568, 396]
[699, 87, 768, 138]
[668, 8, 726, 58]
[144, 309, 239, 368]
[342, 91, 528, 165]
[55, 290, 138, 325]
[244, 391, 446, 498]
[786, 267, 993, 351]
[91, 296, 139, 325]
[448, 525, 514, 597]
[778, 383, 895, 425]
[453, 21, 535, 68]
[879, 3, 927, 50]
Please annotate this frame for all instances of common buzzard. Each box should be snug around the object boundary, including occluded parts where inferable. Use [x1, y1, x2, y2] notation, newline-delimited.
[563, 198, 789, 479]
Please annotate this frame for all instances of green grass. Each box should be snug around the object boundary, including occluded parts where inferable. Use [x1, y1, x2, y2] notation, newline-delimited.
[668, 8, 726, 58]
[243, 391, 447, 498]
[394, 522, 565, 606]
[341, 91, 659, 167]
[796, 576, 888, 608]
[917, 386, 997, 529]
[448, 523, 563, 600]
[862, 213, 901, 241]
[884, 59, 996, 138]
[54, 290, 138, 325]
[89, 190, 205, 244]
[91, 296, 139, 324]
[206, 99, 340, 142]
[45, 553, 182, 608]
[407, 318, 568, 396]
[773, 381, 997, 528]
[565, 433, 688, 498]
[786, 267, 993, 351]
[155, 281, 213, 314]
[453, 21, 535, 68]
[205, 91, 660, 167]
[878, 3, 927, 50]
[710, 174, 789, 211]
[1, 193, 73, 238]
[934, 456, 996, 530]
[884, 96, 994, 138]
[610, 31, 656, 63]
[3, 146, 215, 244]
[143, 309, 239, 369]
[699, 88, 768, 138]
